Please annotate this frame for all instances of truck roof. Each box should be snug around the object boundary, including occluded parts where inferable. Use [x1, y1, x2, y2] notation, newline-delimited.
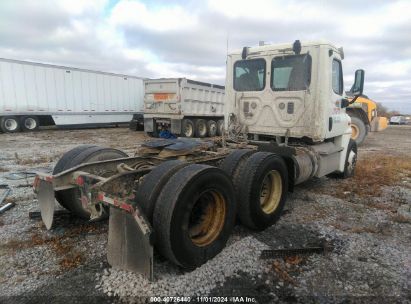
[229, 40, 342, 56]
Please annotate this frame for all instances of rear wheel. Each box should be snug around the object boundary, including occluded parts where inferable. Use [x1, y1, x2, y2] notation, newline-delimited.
[134, 160, 189, 224]
[207, 120, 217, 137]
[181, 119, 195, 137]
[217, 120, 224, 136]
[21, 116, 39, 131]
[153, 164, 236, 268]
[237, 152, 288, 230]
[350, 116, 367, 146]
[195, 119, 207, 138]
[53, 145, 97, 210]
[54, 146, 128, 219]
[0, 116, 20, 133]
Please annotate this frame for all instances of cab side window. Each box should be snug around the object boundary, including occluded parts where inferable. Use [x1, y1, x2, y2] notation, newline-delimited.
[332, 59, 343, 95]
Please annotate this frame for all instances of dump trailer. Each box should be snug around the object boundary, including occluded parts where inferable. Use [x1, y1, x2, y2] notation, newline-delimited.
[0, 58, 145, 133]
[143, 78, 225, 137]
[34, 40, 362, 280]
[346, 95, 388, 145]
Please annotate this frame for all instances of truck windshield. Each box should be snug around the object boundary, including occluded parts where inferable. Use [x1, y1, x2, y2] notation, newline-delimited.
[271, 54, 311, 91]
[234, 59, 266, 91]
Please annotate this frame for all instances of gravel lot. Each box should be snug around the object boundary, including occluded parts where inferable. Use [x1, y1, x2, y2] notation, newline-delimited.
[0, 125, 410, 303]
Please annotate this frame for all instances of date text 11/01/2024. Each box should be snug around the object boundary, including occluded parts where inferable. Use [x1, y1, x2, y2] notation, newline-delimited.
[149, 296, 257, 303]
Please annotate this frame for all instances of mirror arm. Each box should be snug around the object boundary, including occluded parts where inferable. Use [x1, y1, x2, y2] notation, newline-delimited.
[349, 94, 360, 104]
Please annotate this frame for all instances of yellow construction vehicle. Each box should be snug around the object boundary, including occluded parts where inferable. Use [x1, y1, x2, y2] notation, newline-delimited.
[346, 95, 388, 145]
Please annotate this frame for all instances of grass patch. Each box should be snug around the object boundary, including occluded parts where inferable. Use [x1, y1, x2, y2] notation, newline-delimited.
[328, 153, 411, 198]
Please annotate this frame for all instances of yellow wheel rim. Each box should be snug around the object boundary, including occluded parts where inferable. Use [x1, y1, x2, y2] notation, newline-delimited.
[351, 124, 359, 140]
[188, 190, 226, 247]
[260, 170, 282, 214]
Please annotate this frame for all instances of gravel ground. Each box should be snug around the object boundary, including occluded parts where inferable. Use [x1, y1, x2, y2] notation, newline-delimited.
[0, 125, 410, 303]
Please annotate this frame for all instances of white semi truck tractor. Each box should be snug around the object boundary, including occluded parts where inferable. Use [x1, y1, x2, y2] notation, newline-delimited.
[34, 40, 363, 280]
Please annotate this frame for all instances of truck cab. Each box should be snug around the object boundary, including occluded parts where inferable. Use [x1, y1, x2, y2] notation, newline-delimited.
[225, 40, 362, 143]
[225, 40, 364, 178]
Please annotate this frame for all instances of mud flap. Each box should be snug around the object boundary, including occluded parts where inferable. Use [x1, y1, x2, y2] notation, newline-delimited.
[37, 180, 56, 230]
[107, 207, 153, 280]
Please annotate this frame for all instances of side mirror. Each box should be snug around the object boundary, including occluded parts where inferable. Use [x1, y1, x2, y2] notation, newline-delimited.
[341, 98, 350, 108]
[350, 69, 365, 96]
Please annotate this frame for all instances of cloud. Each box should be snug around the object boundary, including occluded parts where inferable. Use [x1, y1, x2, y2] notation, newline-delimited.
[0, 0, 410, 112]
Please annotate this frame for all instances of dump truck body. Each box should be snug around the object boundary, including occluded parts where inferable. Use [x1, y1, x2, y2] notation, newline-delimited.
[143, 78, 225, 137]
[0, 58, 144, 133]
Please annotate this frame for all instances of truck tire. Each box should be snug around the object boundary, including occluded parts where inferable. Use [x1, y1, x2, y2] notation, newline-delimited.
[20, 116, 39, 131]
[350, 116, 367, 146]
[329, 139, 357, 179]
[237, 152, 288, 230]
[0, 116, 20, 133]
[55, 146, 128, 219]
[134, 160, 189, 224]
[220, 149, 255, 181]
[195, 119, 207, 138]
[207, 120, 217, 137]
[217, 120, 224, 136]
[181, 119, 195, 137]
[153, 164, 236, 268]
[53, 145, 98, 210]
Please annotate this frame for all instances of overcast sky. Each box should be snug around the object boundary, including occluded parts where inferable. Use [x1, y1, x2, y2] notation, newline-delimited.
[1, 0, 410, 113]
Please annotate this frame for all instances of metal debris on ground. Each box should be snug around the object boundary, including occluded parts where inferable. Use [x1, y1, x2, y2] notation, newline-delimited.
[260, 243, 334, 259]
[0, 202, 15, 214]
[4, 171, 37, 180]
[0, 184, 12, 204]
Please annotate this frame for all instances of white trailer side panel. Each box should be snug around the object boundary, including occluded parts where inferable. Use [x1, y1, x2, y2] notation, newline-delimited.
[0, 58, 144, 126]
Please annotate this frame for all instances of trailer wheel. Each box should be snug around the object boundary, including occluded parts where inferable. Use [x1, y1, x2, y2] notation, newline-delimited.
[0, 116, 20, 133]
[195, 119, 207, 138]
[153, 164, 236, 268]
[53, 145, 97, 210]
[181, 119, 195, 137]
[20, 116, 39, 131]
[207, 120, 217, 137]
[217, 120, 224, 136]
[134, 160, 189, 224]
[350, 116, 367, 146]
[55, 146, 128, 219]
[237, 152, 288, 230]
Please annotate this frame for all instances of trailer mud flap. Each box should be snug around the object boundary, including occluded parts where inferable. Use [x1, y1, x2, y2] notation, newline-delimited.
[107, 207, 153, 281]
[37, 180, 56, 230]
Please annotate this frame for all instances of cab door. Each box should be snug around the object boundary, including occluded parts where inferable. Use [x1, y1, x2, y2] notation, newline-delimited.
[326, 56, 350, 138]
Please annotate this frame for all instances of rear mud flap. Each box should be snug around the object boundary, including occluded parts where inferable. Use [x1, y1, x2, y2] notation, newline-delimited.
[107, 207, 153, 281]
[37, 180, 56, 230]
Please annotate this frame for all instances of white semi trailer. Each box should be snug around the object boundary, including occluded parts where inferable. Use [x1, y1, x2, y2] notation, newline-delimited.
[143, 78, 225, 137]
[0, 58, 144, 133]
[34, 40, 363, 280]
